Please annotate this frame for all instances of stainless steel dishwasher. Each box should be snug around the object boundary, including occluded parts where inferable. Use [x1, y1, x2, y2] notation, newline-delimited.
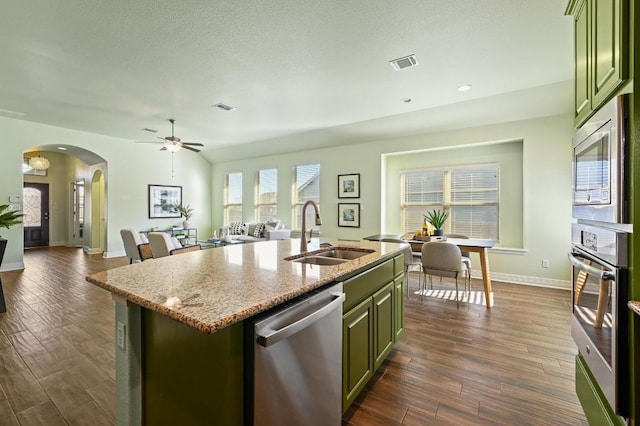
[250, 282, 345, 426]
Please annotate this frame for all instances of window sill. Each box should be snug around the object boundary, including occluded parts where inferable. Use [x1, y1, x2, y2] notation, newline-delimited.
[488, 246, 527, 255]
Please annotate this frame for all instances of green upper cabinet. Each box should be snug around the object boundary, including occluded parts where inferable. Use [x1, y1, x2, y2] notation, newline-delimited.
[567, 0, 628, 127]
[573, 0, 591, 124]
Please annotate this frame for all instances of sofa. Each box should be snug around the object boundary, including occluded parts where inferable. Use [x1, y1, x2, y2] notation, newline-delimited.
[220, 220, 291, 243]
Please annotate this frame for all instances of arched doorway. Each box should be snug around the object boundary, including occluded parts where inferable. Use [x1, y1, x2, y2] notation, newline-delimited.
[22, 145, 107, 252]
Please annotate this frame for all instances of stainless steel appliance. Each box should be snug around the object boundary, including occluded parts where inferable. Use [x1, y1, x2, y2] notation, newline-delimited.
[249, 282, 345, 426]
[572, 94, 628, 226]
[569, 223, 629, 416]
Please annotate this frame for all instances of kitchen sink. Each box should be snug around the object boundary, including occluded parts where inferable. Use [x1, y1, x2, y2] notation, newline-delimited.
[285, 247, 375, 265]
[290, 256, 348, 265]
[313, 248, 375, 260]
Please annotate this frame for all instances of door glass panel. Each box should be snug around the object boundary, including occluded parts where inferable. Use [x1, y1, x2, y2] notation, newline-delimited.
[23, 187, 42, 227]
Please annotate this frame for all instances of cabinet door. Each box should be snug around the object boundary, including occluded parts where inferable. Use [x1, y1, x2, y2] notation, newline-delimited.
[591, 0, 625, 108]
[342, 298, 373, 412]
[373, 282, 395, 369]
[394, 276, 404, 341]
[573, 0, 591, 124]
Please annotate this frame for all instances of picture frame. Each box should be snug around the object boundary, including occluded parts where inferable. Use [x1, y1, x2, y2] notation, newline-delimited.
[338, 173, 360, 198]
[338, 203, 360, 228]
[148, 184, 182, 218]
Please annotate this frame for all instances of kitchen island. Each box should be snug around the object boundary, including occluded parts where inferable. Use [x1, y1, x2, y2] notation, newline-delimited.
[86, 238, 405, 425]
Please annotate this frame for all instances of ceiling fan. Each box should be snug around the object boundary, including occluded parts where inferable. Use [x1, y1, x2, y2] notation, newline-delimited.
[136, 119, 204, 153]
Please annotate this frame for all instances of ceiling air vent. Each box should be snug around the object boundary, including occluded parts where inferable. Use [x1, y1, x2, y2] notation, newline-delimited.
[389, 54, 418, 71]
[212, 103, 235, 111]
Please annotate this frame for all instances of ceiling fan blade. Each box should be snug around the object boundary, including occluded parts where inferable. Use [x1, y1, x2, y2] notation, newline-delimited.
[181, 142, 205, 147]
[160, 146, 168, 151]
[181, 145, 201, 153]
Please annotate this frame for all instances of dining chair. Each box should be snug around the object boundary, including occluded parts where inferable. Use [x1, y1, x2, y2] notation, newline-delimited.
[421, 241, 468, 307]
[381, 238, 422, 298]
[148, 232, 201, 258]
[120, 229, 153, 263]
[446, 233, 472, 292]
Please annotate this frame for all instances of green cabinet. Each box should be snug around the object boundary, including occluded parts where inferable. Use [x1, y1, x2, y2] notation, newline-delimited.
[342, 255, 404, 412]
[567, 0, 628, 126]
[373, 282, 395, 369]
[342, 297, 374, 410]
[575, 355, 626, 426]
[394, 276, 404, 341]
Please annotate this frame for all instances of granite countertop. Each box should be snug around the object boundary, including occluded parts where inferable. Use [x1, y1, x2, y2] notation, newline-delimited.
[629, 301, 640, 317]
[86, 238, 403, 334]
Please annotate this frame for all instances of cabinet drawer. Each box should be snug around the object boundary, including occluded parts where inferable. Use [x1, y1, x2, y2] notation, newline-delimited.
[343, 259, 393, 311]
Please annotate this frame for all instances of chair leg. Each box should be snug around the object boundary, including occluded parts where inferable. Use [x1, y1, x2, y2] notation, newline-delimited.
[455, 276, 459, 308]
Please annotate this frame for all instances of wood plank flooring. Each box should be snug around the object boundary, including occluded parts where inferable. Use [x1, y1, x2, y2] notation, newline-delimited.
[0, 247, 587, 425]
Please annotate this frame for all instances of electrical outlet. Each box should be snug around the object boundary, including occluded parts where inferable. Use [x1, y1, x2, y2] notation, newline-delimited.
[117, 322, 126, 351]
[542, 259, 549, 268]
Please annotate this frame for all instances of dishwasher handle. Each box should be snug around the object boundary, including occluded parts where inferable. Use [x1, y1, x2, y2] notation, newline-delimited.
[256, 291, 345, 347]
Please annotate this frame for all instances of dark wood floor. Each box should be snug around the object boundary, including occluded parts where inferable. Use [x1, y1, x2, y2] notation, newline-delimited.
[0, 247, 587, 425]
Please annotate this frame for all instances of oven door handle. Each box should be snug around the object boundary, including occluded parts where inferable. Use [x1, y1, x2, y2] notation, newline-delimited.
[568, 252, 615, 281]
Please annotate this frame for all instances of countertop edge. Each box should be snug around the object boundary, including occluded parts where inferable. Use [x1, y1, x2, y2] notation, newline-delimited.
[87, 245, 402, 334]
[628, 301, 640, 317]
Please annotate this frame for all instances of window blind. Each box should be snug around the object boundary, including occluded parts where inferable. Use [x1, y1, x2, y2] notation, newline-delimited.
[293, 164, 320, 228]
[401, 164, 499, 240]
[257, 168, 278, 221]
[224, 172, 243, 224]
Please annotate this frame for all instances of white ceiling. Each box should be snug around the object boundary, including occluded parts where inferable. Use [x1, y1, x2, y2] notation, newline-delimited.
[0, 0, 573, 163]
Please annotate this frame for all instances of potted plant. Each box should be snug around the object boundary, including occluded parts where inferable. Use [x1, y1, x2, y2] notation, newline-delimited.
[173, 202, 194, 229]
[0, 204, 23, 313]
[424, 209, 449, 236]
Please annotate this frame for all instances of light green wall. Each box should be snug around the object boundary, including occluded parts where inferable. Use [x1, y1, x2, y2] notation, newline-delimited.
[0, 117, 212, 269]
[212, 113, 574, 285]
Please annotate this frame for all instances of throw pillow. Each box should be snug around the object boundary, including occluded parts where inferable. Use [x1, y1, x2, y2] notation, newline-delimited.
[229, 222, 245, 235]
[265, 219, 280, 231]
[253, 222, 266, 238]
[170, 237, 183, 249]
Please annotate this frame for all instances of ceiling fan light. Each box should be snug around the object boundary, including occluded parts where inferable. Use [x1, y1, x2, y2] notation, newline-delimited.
[164, 142, 181, 153]
[29, 155, 50, 170]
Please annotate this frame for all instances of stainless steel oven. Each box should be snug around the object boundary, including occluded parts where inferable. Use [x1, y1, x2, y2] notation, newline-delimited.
[572, 95, 628, 226]
[569, 223, 629, 416]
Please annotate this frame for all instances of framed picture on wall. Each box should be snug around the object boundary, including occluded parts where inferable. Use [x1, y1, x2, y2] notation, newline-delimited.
[148, 184, 182, 218]
[338, 173, 360, 198]
[338, 203, 360, 228]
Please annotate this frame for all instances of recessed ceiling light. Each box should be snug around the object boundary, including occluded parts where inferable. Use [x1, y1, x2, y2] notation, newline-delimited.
[57, 147, 67, 150]
[457, 84, 472, 92]
[401, 98, 412, 103]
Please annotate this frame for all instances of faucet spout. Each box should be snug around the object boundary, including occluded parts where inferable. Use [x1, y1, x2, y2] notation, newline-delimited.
[300, 200, 321, 253]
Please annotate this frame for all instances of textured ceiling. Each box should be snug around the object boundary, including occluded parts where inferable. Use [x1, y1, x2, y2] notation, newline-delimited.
[0, 0, 573, 163]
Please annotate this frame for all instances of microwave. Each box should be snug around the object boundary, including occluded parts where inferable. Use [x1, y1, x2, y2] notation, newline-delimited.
[572, 95, 628, 225]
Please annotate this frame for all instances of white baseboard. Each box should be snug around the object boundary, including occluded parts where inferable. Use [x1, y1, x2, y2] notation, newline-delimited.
[103, 250, 126, 259]
[0, 262, 25, 272]
[408, 270, 570, 290]
[483, 271, 570, 290]
[83, 246, 104, 255]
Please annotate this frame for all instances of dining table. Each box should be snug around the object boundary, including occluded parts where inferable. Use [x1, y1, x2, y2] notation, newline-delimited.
[363, 234, 496, 308]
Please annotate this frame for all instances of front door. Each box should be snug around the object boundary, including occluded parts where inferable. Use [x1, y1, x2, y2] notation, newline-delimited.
[23, 182, 50, 248]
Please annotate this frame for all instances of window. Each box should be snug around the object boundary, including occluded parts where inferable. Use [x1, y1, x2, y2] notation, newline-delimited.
[401, 163, 499, 240]
[256, 168, 278, 222]
[293, 164, 320, 229]
[224, 172, 243, 224]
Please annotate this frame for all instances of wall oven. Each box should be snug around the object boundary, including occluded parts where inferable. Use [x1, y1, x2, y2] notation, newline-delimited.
[572, 95, 628, 226]
[569, 223, 629, 416]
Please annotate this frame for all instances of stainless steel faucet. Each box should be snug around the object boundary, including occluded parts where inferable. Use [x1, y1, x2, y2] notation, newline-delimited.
[300, 200, 321, 252]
